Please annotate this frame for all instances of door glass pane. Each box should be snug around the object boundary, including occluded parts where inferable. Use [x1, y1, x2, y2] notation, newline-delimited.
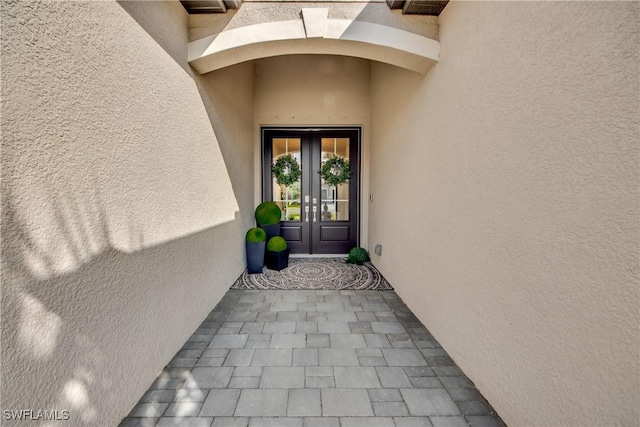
[320, 138, 350, 221]
[272, 138, 302, 222]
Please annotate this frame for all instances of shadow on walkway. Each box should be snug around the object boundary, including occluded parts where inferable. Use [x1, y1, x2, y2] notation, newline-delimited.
[120, 288, 506, 427]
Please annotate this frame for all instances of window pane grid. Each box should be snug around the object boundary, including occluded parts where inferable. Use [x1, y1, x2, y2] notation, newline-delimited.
[320, 138, 350, 222]
[272, 138, 302, 222]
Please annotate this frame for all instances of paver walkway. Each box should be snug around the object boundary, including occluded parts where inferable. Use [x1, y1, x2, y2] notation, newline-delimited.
[120, 289, 505, 427]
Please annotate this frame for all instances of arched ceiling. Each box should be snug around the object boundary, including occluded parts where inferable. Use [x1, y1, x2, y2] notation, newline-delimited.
[186, 3, 442, 75]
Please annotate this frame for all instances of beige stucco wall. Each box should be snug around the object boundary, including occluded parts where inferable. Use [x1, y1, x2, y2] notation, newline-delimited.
[1, 1, 254, 425]
[253, 55, 370, 249]
[369, 2, 639, 426]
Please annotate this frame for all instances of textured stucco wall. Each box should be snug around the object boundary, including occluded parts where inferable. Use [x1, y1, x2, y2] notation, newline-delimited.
[1, 1, 254, 425]
[369, 2, 639, 426]
[254, 55, 370, 249]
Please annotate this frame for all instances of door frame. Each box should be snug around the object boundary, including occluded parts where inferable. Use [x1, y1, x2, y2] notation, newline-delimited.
[261, 126, 362, 254]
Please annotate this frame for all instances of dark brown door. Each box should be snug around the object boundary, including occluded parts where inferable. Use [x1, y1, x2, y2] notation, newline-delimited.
[262, 128, 360, 254]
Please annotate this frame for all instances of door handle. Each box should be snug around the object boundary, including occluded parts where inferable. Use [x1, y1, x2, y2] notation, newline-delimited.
[312, 206, 317, 222]
[305, 206, 309, 223]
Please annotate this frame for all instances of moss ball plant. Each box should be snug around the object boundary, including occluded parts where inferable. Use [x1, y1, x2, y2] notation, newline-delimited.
[267, 236, 288, 252]
[255, 202, 282, 226]
[245, 227, 267, 243]
[346, 247, 370, 265]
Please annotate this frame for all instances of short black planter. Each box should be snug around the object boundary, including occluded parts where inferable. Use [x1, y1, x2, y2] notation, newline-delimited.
[246, 241, 266, 274]
[265, 248, 290, 271]
[259, 223, 281, 241]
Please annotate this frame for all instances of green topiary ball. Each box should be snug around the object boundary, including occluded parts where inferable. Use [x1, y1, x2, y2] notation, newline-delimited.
[346, 247, 370, 265]
[267, 236, 288, 252]
[255, 202, 282, 226]
[246, 227, 267, 243]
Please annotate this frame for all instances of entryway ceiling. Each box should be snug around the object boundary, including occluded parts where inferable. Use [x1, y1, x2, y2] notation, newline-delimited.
[180, 0, 242, 14]
[388, 0, 449, 15]
[180, 0, 448, 16]
[186, 1, 442, 75]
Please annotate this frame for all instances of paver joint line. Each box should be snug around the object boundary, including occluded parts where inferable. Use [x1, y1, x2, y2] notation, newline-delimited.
[120, 288, 505, 427]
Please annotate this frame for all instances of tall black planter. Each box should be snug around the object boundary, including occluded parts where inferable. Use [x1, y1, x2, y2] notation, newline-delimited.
[246, 241, 266, 274]
[259, 223, 281, 241]
[265, 248, 290, 271]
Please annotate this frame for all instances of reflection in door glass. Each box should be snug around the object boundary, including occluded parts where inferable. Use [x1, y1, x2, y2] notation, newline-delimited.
[272, 138, 302, 222]
[320, 138, 350, 221]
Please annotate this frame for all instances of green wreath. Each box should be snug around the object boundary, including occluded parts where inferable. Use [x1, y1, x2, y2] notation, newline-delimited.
[272, 154, 301, 186]
[320, 156, 351, 186]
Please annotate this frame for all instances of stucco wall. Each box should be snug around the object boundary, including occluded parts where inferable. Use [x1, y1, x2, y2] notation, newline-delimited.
[369, 2, 639, 426]
[253, 55, 370, 248]
[1, 1, 254, 425]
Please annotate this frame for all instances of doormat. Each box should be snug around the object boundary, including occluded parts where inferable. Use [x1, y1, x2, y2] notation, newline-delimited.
[231, 257, 393, 291]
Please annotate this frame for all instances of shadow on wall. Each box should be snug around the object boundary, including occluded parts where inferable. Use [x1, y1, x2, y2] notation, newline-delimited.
[3, 176, 127, 281]
[1, 95, 244, 423]
[116, 0, 191, 73]
[1, 213, 244, 425]
[117, 0, 256, 228]
[1, 1, 254, 425]
[194, 66, 256, 227]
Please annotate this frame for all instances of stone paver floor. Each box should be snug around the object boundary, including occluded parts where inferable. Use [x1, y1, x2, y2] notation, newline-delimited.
[120, 289, 506, 427]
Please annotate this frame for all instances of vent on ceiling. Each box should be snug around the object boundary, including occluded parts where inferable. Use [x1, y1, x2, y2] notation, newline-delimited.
[180, 0, 242, 14]
[387, 0, 449, 16]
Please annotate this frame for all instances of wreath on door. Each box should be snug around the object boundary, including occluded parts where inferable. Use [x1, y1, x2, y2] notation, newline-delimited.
[320, 156, 351, 186]
[272, 154, 301, 186]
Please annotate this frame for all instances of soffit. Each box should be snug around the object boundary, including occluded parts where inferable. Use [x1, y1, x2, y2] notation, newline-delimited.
[181, 0, 448, 16]
[180, 1, 242, 14]
[398, 1, 449, 16]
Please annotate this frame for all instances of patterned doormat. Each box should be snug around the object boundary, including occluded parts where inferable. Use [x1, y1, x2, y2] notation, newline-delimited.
[231, 257, 393, 291]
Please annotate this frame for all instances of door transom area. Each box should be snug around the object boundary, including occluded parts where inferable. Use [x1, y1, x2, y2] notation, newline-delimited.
[262, 128, 360, 254]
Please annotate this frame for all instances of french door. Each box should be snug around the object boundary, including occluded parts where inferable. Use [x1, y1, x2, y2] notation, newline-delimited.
[262, 128, 360, 254]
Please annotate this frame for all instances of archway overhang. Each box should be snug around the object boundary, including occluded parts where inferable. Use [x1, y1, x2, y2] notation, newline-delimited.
[188, 13, 440, 75]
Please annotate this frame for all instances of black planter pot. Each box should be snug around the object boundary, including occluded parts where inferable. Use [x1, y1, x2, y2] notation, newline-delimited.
[265, 248, 290, 271]
[246, 241, 266, 274]
[259, 223, 281, 241]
